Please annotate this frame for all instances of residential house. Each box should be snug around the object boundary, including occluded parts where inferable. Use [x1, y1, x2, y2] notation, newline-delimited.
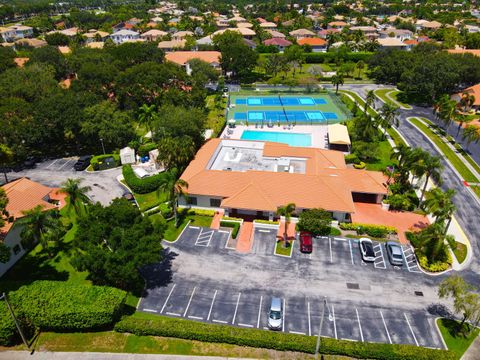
[141, 29, 168, 41]
[447, 49, 480, 57]
[263, 38, 292, 52]
[14, 38, 47, 48]
[451, 84, 480, 112]
[289, 28, 315, 40]
[157, 39, 186, 51]
[179, 139, 387, 222]
[378, 28, 413, 42]
[110, 29, 140, 44]
[83, 29, 109, 43]
[297, 37, 327, 52]
[165, 51, 221, 75]
[213, 27, 256, 39]
[243, 38, 257, 50]
[266, 30, 286, 39]
[172, 30, 194, 41]
[237, 22, 254, 28]
[0, 178, 66, 277]
[417, 20, 442, 31]
[377, 37, 409, 50]
[260, 22, 277, 29]
[349, 26, 378, 39]
[318, 28, 340, 39]
[112, 22, 135, 32]
[47, 27, 80, 37]
[403, 39, 418, 50]
[327, 21, 348, 30]
[0, 25, 33, 42]
[196, 35, 214, 47]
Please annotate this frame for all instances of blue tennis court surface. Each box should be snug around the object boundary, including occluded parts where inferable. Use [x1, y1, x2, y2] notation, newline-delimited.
[233, 110, 333, 123]
[235, 96, 328, 106]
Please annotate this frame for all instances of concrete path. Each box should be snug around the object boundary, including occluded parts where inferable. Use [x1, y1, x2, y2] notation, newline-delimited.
[0, 352, 248, 360]
[461, 334, 480, 359]
[236, 221, 253, 253]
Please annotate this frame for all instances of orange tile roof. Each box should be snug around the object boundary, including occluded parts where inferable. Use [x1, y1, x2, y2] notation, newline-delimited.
[14, 57, 29, 67]
[297, 37, 327, 46]
[165, 51, 221, 65]
[1, 178, 66, 237]
[455, 83, 480, 106]
[181, 139, 387, 214]
[448, 49, 480, 57]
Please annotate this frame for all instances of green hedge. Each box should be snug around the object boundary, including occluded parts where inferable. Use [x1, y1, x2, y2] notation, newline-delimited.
[220, 220, 240, 239]
[254, 219, 279, 225]
[304, 52, 373, 64]
[114, 315, 455, 360]
[122, 165, 167, 194]
[0, 302, 18, 346]
[340, 222, 397, 237]
[138, 143, 157, 157]
[91, 154, 120, 171]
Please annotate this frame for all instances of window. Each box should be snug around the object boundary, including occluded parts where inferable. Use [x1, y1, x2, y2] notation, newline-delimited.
[13, 245, 21, 255]
[188, 197, 197, 205]
[210, 198, 221, 207]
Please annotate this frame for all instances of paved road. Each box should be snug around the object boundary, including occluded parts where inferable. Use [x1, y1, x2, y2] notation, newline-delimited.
[0, 352, 236, 360]
[334, 84, 480, 284]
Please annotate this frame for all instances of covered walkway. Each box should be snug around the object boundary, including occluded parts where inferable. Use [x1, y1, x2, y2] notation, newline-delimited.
[352, 202, 429, 244]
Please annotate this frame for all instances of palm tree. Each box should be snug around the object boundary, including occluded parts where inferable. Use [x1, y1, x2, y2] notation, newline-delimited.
[0, 144, 13, 184]
[276, 203, 296, 248]
[462, 125, 480, 151]
[158, 168, 188, 226]
[423, 188, 456, 233]
[355, 60, 365, 79]
[418, 154, 444, 204]
[377, 103, 399, 136]
[438, 96, 457, 129]
[459, 92, 475, 114]
[365, 90, 376, 114]
[331, 73, 344, 94]
[138, 104, 157, 133]
[455, 113, 472, 137]
[417, 222, 455, 263]
[20, 206, 61, 257]
[60, 178, 91, 217]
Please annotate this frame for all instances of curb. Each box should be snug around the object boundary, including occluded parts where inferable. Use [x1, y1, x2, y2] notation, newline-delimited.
[434, 317, 449, 350]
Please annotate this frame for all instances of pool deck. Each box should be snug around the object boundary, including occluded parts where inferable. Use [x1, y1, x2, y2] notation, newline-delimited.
[220, 125, 328, 149]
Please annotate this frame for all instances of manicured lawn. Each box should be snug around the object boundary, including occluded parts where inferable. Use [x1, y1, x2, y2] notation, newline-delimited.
[389, 90, 412, 109]
[151, 213, 213, 242]
[274, 240, 293, 257]
[133, 190, 169, 212]
[409, 118, 479, 183]
[374, 89, 412, 109]
[364, 140, 396, 172]
[7, 330, 317, 359]
[453, 242, 467, 264]
[206, 94, 227, 137]
[437, 318, 479, 359]
[472, 186, 480, 198]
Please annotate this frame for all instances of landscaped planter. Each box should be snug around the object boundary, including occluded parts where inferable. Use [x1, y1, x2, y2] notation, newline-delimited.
[381, 201, 390, 211]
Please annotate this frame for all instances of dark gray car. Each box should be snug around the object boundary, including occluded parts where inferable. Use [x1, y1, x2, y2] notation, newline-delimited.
[386, 241, 404, 266]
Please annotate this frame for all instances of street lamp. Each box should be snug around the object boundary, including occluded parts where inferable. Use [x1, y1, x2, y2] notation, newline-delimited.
[99, 138, 106, 155]
[0, 293, 31, 352]
[315, 296, 333, 359]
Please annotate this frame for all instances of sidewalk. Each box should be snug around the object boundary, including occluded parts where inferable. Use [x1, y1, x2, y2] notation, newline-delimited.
[461, 335, 480, 360]
[0, 352, 251, 360]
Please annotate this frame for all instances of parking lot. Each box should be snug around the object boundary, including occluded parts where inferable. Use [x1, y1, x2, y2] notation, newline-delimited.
[139, 278, 444, 349]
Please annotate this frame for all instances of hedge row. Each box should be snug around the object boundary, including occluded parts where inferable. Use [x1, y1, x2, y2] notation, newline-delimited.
[220, 221, 240, 239]
[340, 222, 397, 237]
[304, 52, 373, 64]
[114, 315, 455, 360]
[91, 153, 120, 171]
[1, 281, 127, 345]
[0, 302, 17, 346]
[122, 164, 167, 194]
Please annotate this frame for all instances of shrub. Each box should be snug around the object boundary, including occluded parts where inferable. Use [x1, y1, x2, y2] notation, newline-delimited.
[122, 165, 167, 194]
[417, 253, 451, 272]
[353, 161, 366, 169]
[297, 208, 332, 236]
[138, 143, 157, 157]
[114, 315, 455, 360]
[330, 227, 341, 236]
[254, 219, 279, 225]
[386, 194, 415, 211]
[340, 223, 397, 235]
[304, 52, 373, 64]
[345, 153, 358, 164]
[90, 154, 120, 171]
[186, 208, 216, 216]
[223, 216, 243, 222]
[0, 301, 19, 346]
[9, 281, 127, 332]
[220, 221, 240, 239]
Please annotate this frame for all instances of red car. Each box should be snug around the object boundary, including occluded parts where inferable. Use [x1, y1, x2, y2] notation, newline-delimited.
[299, 231, 313, 253]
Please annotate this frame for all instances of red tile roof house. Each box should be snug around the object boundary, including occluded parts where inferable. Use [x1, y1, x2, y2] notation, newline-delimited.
[263, 37, 292, 52]
[164, 51, 222, 76]
[297, 37, 327, 52]
[179, 139, 387, 222]
[0, 178, 66, 277]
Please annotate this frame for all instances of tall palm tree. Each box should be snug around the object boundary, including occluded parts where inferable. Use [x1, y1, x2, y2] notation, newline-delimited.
[365, 90, 376, 114]
[158, 168, 188, 226]
[276, 203, 296, 248]
[459, 92, 475, 114]
[418, 154, 444, 204]
[20, 206, 60, 257]
[417, 222, 455, 263]
[60, 178, 91, 218]
[377, 103, 399, 136]
[138, 104, 157, 133]
[331, 73, 344, 94]
[423, 188, 456, 233]
[0, 144, 13, 184]
[462, 125, 480, 151]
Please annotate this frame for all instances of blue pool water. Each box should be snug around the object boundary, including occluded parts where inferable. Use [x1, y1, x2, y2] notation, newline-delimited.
[240, 130, 312, 147]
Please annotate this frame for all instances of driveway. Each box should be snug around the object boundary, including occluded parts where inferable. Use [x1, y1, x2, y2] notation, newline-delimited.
[1, 157, 124, 205]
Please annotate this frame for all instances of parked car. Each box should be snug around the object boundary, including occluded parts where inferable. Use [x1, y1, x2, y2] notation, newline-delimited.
[359, 238, 376, 262]
[23, 157, 36, 169]
[268, 297, 283, 330]
[386, 241, 404, 266]
[299, 231, 313, 253]
[74, 155, 92, 171]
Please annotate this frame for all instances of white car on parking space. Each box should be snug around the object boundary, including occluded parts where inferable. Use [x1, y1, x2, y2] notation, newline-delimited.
[359, 238, 376, 262]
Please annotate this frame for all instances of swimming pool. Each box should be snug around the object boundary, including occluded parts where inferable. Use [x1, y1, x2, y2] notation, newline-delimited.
[240, 130, 312, 147]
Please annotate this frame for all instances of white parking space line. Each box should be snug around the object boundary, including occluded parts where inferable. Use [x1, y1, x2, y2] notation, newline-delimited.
[232, 292, 241, 324]
[57, 158, 73, 170]
[348, 240, 355, 265]
[355, 308, 364, 342]
[282, 298, 286, 332]
[380, 311, 392, 344]
[166, 312, 181, 317]
[332, 305, 337, 339]
[160, 284, 176, 314]
[334, 237, 347, 241]
[218, 230, 229, 234]
[196, 229, 214, 247]
[259, 229, 271, 233]
[190, 226, 200, 229]
[329, 237, 333, 263]
[143, 308, 157, 313]
[183, 286, 197, 317]
[374, 244, 386, 269]
[45, 159, 59, 169]
[289, 331, 306, 335]
[403, 246, 422, 273]
[207, 290, 218, 321]
[212, 319, 228, 324]
[307, 302, 311, 336]
[188, 315, 203, 320]
[404, 313, 419, 346]
[257, 296, 263, 328]
[239, 323, 254, 328]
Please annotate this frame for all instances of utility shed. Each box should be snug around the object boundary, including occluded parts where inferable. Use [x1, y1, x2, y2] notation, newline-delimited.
[120, 147, 135, 164]
[327, 124, 351, 152]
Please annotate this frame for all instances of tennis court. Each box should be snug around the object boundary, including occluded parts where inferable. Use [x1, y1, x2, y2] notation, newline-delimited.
[228, 93, 349, 124]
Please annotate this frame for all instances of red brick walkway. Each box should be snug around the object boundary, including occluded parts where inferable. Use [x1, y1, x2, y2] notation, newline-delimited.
[210, 209, 224, 230]
[236, 221, 254, 253]
[352, 203, 429, 244]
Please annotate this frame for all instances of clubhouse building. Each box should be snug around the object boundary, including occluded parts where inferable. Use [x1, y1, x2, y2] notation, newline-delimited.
[179, 139, 388, 221]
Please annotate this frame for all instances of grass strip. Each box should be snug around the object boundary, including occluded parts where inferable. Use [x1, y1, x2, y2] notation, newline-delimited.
[409, 118, 479, 183]
[436, 318, 479, 359]
[275, 240, 293, 257]
[453, 242, 467, 264]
